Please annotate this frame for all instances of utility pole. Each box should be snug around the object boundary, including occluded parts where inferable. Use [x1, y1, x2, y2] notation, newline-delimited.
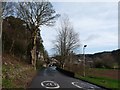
[0, 3, 2, 89]
[83, 45, 87, 77]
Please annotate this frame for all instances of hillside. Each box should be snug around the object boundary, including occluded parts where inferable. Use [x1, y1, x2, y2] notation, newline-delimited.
[2, 16, 47, 88]
[2, 53, 36, 88]
[76, 49, 120, 69]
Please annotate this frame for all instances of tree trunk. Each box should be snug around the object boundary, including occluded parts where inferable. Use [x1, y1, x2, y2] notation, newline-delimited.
[9, 40, 15, 53]
[31, 30, 37, 70]
[31, 46, 36, 70]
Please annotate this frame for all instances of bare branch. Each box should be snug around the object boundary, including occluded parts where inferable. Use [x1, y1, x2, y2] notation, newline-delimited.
[53, 15, 80, 66]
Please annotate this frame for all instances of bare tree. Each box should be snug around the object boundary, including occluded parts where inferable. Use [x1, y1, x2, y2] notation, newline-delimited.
[54, 16, 80, 68]
[2, 2, 15, 18]
[3, 1, 59, 70]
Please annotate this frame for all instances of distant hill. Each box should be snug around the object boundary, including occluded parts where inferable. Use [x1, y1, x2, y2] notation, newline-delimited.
[76, 49, 120, 69]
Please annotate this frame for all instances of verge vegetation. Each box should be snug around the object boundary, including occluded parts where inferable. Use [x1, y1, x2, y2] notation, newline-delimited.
[2, 54, 37, 88]
[75, 74, 120, 89]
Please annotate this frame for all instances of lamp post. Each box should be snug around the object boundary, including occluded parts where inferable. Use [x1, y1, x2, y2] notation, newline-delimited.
[83, 45, 87, 77]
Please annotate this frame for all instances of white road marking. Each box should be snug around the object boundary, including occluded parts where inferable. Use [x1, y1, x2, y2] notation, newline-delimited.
[41, 80, 60, 89]
[88, 87, 95, 90]
[71, 82, 82, 88]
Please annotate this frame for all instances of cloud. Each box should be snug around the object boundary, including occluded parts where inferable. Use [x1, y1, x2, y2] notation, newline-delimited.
[49, 0, 119, 2]
[84, 34, 100, 42]
[41, 2, 118, 55]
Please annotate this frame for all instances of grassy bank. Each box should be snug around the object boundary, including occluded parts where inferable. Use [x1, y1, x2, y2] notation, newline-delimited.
[2, 54, 37, 88]
[75, 74, 120, 89]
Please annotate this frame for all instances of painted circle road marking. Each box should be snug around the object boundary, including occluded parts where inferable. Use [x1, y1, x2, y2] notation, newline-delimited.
[71, 82, 82, 88]
[41, 81, 60, 89]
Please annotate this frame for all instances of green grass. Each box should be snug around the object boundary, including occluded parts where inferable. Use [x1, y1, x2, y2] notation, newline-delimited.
[2, 79, 11, 87]
[75, 74, 120, 89]
[2, 78, 20, 88]
[2, 65, 14, 88]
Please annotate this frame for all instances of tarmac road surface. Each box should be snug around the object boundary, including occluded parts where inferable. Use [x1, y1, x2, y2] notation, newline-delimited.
[29, 66, 106, 89]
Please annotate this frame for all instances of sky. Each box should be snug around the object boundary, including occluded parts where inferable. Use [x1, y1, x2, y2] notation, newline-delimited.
[41, 1, 118, 56]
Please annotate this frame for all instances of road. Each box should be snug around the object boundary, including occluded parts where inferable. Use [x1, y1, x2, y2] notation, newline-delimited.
[29, 66, 105, 89]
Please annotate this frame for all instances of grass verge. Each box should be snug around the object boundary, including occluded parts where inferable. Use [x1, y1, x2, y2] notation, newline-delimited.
[75, 74, 120, 90]
[2, 54, 37, 88]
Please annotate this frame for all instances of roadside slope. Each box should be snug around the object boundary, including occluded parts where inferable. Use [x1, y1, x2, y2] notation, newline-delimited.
[2, 54, 37, 88]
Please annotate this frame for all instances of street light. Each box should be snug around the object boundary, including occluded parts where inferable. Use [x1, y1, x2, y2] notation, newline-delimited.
[83, 45, 87, 77]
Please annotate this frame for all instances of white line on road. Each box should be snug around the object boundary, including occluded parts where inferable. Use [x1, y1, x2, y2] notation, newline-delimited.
[71, 82, 82, 88]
